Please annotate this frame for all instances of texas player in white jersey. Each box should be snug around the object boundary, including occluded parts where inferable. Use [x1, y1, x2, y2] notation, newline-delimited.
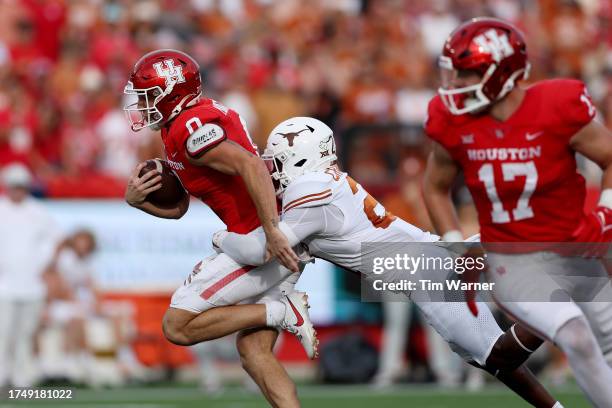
[209, 117, 564, 408]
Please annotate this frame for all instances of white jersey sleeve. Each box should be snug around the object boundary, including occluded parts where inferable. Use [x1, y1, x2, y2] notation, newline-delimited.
[216, 227, 267, 266]
[218, 205, 344, 266]
[281, 171, 339, 213]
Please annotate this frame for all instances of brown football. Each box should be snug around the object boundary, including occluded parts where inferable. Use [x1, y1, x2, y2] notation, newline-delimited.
[139, 159, 188, 208]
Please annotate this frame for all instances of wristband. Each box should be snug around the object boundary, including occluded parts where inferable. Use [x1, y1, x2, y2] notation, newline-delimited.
[212, 230, 229, 250]
[442, 230, 468, 256]
[599, 189, 612, 210]
[442, 230, 464, 242]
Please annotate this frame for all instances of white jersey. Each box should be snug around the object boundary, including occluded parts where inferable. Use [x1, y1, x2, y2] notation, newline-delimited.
[219, 168, 438, 275]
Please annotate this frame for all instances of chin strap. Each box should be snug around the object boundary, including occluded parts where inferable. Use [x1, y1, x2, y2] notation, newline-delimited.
[497, 66, 528, 101]
[167, 93, 199, 123]
[155, 77, 200, 124]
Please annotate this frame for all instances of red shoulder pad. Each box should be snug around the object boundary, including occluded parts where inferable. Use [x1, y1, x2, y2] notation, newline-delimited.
[184, 120, 226, 158]
[542, 79, 596, 131]
[167, 105, 228, 158]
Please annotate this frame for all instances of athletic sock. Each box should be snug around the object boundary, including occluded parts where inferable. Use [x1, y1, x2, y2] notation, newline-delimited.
[265, 301, 286, 327]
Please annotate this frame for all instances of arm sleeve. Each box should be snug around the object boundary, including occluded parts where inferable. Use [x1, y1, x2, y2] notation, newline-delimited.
[219, 205, 344, 265]
[218, 226, 268, 266]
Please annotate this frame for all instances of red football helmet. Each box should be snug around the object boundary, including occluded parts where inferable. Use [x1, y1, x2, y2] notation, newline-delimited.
[438, 18, 529, 115]
[124, 49, 202, 131]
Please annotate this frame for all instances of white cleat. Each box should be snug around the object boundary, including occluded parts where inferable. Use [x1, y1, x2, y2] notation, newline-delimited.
[280, 290, 319, 359]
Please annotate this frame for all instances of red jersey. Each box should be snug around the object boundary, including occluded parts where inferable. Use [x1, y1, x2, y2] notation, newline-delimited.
[161, 98, 260, 233]
[425, 79, 596, 242]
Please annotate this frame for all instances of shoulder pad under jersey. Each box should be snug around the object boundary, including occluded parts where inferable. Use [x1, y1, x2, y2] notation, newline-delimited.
[282, 170, 343, 213]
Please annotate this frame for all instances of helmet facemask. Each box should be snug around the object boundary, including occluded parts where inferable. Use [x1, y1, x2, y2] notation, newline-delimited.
[262, 148, 296, 198]
[438, 57, 495, 115]
[124, 82, 166, 131]
[124, 78, 192, 131]
[262, 136, 337, 198]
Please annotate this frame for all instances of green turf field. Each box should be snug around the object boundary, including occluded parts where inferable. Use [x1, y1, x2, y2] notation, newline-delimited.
[0, 385, 591, 408]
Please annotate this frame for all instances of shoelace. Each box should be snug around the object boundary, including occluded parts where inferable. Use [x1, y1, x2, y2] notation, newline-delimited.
[280, 323, 300, 337]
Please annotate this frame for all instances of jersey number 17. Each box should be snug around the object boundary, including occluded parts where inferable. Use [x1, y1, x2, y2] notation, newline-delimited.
[478, 161, 538, 223]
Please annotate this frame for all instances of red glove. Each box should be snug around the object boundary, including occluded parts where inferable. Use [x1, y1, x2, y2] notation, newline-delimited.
[572, 206, 612, 243]
[571, 206, 612, 258]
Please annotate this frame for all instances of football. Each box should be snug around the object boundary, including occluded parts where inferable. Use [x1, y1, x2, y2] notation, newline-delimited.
[138, 159, 188, 208]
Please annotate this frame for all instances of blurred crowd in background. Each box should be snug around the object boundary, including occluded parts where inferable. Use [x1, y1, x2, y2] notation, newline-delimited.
[0, 0, 610, 202]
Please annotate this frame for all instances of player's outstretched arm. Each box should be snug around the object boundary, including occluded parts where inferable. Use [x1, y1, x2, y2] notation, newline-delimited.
[570, 120, 612, 197]
[186, 140, 300, 272]
[125, 162, 190, 219]
[570, 120, 612, 242]
[422, 142, 463, 240]
[424, 143, 483, 315]
[216, 206, 337, 266]
[214, 227, 268, 265]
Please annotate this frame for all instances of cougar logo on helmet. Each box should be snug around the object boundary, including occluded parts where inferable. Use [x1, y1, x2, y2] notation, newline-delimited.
[473, 29, 514, 63]
[153, 59, 186, 87]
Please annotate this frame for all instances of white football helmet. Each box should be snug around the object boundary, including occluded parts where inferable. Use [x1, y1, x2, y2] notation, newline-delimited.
[263, 117, 337, 197]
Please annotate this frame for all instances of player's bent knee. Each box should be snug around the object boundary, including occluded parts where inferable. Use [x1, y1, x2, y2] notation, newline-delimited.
[162, 308, 195, 346]
[162, 316, 188, 346]
[486, 337, 524, 372]
[483, 325, 544, 373]
[556, 317, 597, 360]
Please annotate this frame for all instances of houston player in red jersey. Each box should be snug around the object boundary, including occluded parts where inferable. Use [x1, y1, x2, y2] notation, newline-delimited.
[423, 18, 612, 405]
[122, 50, 307, 407]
